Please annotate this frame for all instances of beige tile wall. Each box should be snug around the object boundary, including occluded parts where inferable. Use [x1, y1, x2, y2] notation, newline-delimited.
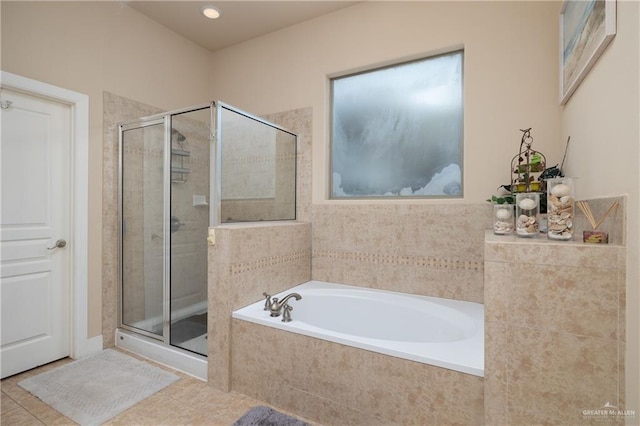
[168, 113, 210, 315]
[484, 230, 626, 425]
[310, 196, 625, 304]
[312, 204, 491, 303]
[207, 222, 311, 391]
[219, 117, 296, 222]
[220, 106, 312, 223]
[263, 107, 313, 224]
[120, 124, 164, 326]
[231, 319, 484, 425]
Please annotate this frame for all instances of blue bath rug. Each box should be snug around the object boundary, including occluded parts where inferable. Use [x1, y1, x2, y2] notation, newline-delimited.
[18, 349, 179, 425]
[234, 405, 310, 426]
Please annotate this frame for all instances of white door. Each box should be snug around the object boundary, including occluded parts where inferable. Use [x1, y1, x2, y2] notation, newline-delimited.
[0, 88, 71, 378]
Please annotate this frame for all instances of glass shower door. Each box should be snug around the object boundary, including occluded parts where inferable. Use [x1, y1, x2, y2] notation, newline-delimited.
[118, 101, 293, 360]
[120, 119, 166, 337]
[169, 108, 211, 356]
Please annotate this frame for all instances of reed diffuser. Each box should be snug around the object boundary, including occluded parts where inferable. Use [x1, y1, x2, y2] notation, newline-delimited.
[576, 200, 619, 243]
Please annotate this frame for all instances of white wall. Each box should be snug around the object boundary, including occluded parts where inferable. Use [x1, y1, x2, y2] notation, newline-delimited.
[1, 1, 213, 337]
[209, 1, 562, 204]
[560, 0, 640, 415]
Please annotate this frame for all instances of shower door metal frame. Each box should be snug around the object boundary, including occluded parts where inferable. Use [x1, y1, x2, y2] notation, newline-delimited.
[117, 103, 215, 348]
[118, 116, 167, 341]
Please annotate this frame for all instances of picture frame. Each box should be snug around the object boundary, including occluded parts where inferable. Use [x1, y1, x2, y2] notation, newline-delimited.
[560, 0, 616, 105]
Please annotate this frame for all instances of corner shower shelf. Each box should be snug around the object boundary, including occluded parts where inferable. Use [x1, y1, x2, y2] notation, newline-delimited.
[171, 148, 190, 183]
[172, 149, 190, 157]
[171, 167, 190, 174]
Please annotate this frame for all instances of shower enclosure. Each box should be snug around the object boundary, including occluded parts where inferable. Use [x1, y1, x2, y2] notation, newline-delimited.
[117, 102, 296, 378]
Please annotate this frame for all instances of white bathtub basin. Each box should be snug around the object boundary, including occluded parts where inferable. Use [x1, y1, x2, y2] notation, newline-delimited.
[232, 281, 484, 377]
[293, 290, 476, 343]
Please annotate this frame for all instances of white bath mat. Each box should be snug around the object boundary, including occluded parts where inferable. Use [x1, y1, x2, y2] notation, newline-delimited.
[18, 349, 179, 426]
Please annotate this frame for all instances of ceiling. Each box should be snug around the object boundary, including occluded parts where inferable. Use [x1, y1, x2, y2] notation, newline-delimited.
[126, 1, 358, 53]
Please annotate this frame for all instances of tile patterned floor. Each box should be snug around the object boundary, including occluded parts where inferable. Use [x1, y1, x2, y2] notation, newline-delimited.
[1, 349, 315, 426]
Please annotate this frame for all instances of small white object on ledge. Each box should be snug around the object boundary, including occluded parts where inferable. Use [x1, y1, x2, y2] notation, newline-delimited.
[193, 195, 208, 206]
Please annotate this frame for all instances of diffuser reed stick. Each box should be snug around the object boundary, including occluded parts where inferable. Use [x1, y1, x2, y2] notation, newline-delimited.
[576, 200, 618, 230]
[576, 201, 596, 229]
[594, 201, 619, 230]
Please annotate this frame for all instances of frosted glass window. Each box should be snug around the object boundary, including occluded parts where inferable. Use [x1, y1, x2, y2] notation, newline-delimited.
[331, 50, 463, 198]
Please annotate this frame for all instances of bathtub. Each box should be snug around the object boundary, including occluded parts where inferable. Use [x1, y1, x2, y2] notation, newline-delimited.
[232, 281, 484, 377]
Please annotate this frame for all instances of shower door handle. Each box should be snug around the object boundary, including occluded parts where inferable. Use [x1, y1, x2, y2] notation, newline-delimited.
[47, 239, 67, 250]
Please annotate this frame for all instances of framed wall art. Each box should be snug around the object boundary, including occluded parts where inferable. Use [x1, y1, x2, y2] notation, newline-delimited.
[560, 0, 616, 105]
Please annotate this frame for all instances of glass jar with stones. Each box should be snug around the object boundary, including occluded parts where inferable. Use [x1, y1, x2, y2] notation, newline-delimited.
[547, 177, 575, 240]
[516, 193, 539, 237]
[493, 204, 515, 235]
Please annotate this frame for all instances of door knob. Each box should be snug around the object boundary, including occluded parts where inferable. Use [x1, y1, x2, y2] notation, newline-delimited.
[47, 239, 67, 250]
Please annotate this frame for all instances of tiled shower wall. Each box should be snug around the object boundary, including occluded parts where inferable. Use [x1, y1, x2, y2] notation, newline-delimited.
[262, 108, 312, 224]
[169, 114, 210, 314]
[219, 119, 296, 222]
[119, 124, 163, 326]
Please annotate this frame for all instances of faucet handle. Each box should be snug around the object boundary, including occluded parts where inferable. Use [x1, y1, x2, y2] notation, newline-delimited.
[281, 303, 293, 322]
[262, 292, 271, 311]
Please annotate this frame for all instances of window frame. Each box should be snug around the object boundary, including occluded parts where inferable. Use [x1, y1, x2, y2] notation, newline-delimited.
[328, 49, 464, 200]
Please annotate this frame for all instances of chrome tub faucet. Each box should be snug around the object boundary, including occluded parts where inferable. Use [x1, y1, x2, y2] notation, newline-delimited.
[281, 303, 294, 322]
[262, 292, 301, 317]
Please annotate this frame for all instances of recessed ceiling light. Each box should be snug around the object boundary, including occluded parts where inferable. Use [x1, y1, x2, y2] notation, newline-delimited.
[201, 5, 221, 19]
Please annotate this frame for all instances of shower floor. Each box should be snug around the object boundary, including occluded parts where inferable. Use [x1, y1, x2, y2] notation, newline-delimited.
[171, 313, 207, 343]
[127, 309, 208, 358]
[171, 312, 207, 356]
[178, 334, 207, 355]
[148, 313, 206, 343]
